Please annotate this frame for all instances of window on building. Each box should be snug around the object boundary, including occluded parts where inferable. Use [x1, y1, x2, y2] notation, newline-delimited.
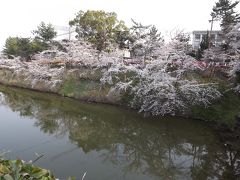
[195, 34, 200, 40]
[216, 36, 221, 42]
[210, 34, 215, 40]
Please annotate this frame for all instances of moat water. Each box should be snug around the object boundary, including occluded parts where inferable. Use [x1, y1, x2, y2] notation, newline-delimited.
[0, 85, 239, 180]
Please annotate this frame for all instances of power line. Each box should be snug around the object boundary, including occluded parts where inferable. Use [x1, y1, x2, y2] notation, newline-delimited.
[53, 25, 75, 40]
[56, 31, 75, 37]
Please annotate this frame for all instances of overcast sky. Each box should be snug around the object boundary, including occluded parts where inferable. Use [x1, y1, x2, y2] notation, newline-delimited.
[1, 0, 233, 49]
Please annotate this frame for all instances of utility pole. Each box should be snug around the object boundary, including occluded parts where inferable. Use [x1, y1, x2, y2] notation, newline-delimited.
[208, 13, 216, 49]
[68, 26, 71, 40]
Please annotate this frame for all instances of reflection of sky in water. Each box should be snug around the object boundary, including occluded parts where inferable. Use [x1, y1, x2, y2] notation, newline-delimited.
[0, 87, 239, 180]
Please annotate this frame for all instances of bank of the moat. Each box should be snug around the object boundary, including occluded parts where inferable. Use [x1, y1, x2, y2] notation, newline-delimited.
[0, 60, 240, 125]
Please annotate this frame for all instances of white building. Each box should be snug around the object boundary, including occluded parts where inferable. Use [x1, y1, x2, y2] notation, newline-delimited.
[192, 31, 222, 50]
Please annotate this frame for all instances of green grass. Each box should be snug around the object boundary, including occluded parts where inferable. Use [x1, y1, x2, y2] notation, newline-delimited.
[191, 91, 240, 126]
[60, 78, 100, 97]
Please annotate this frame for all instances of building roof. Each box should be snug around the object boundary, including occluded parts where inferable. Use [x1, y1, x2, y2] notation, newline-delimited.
[193, 30, 221, 34]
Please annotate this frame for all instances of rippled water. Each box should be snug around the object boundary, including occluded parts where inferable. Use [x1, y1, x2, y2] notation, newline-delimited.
[0, 85, 239, 180]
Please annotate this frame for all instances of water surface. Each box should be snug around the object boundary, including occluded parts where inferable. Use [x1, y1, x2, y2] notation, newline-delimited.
[0, 85, 239, 180]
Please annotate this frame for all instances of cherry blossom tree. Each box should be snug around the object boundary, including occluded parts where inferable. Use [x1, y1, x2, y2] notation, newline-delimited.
[101, 42, 221, 116]
[0, 32, 222, 116]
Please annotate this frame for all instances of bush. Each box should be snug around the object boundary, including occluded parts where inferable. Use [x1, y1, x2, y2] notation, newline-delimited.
[3, 37, 48, 60]
[2, 22, 57, 60]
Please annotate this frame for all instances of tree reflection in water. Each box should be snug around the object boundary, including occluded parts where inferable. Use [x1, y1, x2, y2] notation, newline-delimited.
[0, 85, 239, 180]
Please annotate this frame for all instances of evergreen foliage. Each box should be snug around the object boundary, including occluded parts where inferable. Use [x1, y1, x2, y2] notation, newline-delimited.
[212, 0, 240, 31]
[69, 10, 128, 52]
[3, 22, 57, 60]
[3, 37, 46, 60]
[211, 0, 240, 50]
[32, 22, 57, 42]
[196, 32, 209, 59]
[129, 20, 164, 59]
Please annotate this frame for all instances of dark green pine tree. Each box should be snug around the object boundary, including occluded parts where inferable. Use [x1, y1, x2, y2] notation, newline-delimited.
[212, 0, 240, 33]
[211, 0, 240, 51]
[196, 32, 209, 60]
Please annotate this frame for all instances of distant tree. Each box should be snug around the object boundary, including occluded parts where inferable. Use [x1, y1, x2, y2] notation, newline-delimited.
[30, 39, 49, 52]
[114, 30, 130, 49]
[128, 20, 150, 58]
[200, 34, 210, 50]
[3, 37, 49, 60]
[69, 10, 128, 53]
[129, 20, 163, 59]
[33, 22, 57, 42]
[212, 0, 240, 32]
[3, 22, 57, 60]
[145, 25, 164, 58]
[3, 37, 19, 58]
[196, 32, 209, 60]
[211, 0, 240, 50]
[3, 37, 33, 59]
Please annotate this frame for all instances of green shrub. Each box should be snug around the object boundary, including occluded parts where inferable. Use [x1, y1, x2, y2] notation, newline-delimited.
[3, 37, 48, 60]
